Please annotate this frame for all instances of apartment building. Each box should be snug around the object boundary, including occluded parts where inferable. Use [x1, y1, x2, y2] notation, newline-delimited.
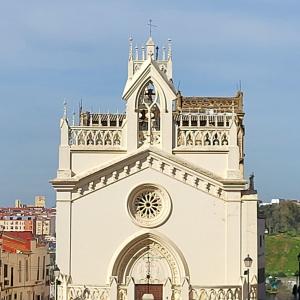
[0, 232, 50, 300]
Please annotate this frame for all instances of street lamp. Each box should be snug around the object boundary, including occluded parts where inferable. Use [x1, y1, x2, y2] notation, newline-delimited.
[244, 254, 253, 300]
[53, 265, 60, 300]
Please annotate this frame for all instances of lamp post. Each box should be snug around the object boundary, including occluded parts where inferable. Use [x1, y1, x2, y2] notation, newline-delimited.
[244, 254, 253, 300]
[53, 265, 60, 300]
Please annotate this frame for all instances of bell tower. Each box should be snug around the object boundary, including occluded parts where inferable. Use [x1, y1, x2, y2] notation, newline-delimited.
[123, 36, 177, 152]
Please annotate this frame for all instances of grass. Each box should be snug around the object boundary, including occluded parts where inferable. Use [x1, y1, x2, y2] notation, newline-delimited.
[266, 233, 300, 276]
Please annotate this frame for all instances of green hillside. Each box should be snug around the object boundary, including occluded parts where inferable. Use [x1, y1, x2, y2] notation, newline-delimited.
[261, 201, 300, 276]
[266, 234, 300, 276]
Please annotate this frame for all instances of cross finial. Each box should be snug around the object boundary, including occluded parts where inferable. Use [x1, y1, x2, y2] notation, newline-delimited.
[147, 19, 157, 37]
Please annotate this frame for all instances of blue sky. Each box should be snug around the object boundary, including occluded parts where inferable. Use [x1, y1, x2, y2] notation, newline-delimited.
[0, 0, 299, 207]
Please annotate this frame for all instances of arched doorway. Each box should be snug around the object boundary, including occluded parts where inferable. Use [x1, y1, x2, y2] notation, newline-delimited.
[108, 232, 189, 300]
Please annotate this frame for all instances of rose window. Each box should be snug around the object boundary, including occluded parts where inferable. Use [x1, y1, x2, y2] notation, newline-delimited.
[135, 191, 162, 219]
[128, 185, 172, 228]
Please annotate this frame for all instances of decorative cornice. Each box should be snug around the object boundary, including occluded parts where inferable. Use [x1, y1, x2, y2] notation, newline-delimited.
[177, 91, 244, 115]
[51, 147, 246, 202]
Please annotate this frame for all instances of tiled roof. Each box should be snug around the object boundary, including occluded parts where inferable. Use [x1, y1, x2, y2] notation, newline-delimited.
[1, 231, 33, 253]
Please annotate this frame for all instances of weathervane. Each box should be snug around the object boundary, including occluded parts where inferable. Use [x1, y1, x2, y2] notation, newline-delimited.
[147, 19, 157, 37]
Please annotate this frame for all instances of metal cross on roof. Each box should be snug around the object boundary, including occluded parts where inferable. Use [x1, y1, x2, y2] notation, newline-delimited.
[147, 19, 157, 37]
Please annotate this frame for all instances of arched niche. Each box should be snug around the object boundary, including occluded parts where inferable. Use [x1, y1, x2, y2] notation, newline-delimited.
[107, 232, 189, 286]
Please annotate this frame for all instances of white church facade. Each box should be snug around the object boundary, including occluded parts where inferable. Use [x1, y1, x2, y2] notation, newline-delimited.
[51, 36, 264, 300]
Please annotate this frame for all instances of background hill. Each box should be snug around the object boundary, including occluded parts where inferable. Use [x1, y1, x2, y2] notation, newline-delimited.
[261, 201, 300, 276]
[261, 201, 300, 234]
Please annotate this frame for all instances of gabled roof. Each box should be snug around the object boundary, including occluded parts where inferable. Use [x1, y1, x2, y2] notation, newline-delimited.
[51, 146, 246, 202]
[122, 57, 176, 101]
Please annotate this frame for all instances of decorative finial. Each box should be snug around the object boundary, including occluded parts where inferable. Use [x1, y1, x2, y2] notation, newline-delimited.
[147, 19, 157, 37]
[63, 100, 67, 119]
[129, 36, 133, 60]
[167, 39, 172, 59]
[142, 46, 145, 60]
[72, 111, 76, 126]
[162, 46, 166, 60]
[135, 45, 139, 60]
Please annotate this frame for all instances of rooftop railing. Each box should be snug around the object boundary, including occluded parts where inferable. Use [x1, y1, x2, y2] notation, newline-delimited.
[174, 112, 233, 149]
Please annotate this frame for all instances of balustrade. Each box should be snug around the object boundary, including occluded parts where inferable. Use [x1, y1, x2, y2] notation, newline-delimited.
[175, 113, 232, 128]
[176, 128, 229, 148]
[69, 126, 123, 148]
[191, 286, 242, 300]
[67, 285, 110, 300]
[57, 283, 255, 300]
[174, 112, 232, 148]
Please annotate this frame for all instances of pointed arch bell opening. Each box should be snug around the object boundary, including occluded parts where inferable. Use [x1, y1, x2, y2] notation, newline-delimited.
[107, 232, 189, 285]
[136, 80, 166, 147]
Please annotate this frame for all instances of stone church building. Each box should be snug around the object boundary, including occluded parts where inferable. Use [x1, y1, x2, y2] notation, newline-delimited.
[51, 36, 264, 300]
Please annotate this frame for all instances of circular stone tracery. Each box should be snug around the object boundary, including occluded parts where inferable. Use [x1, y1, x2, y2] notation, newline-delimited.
[128, 185, 172, 228]
[135, 190, 162, 219]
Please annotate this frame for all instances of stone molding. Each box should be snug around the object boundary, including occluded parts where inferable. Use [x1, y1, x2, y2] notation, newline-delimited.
[51, 147, 246, 202]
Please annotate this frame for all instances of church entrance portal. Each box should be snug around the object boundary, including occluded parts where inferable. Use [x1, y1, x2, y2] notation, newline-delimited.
[109, 233, 190, 286]
[135, 284, 163, 300]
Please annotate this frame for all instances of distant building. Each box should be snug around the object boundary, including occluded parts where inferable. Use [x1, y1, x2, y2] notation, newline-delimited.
[271, 198, 282, 204]
[259, 198, 300, 207]
[14, 200, 24, 208]
[0, 204, 56, 240]
[0, 217, 33, 232]
[0, 231, 50, 300]
[35, 219, 51, 236]
[259, 202, 271, 207]
[35, 196, 46, 208]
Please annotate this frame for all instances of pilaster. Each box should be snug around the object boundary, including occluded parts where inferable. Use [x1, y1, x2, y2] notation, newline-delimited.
[58, 118, 72, 178]
[127, 278, 135, 300]
[56, 191, 73, 276]
[110, 277, 118, 300]
[241, 194, 258, 284]
[163, 278, 172, 300]
[225, 197, 241, 284]
[181, 278, 190, 300]
[227, 118, 240, 179]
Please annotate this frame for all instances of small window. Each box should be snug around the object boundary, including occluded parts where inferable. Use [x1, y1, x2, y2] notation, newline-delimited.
[18, 261, 22, 282]
[42, 256, 45, 280]
[4, 264, 8, 277]
[25, 260, 29, 281]
[37, 257, 40, 280]
[11, 267, 14, 286]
